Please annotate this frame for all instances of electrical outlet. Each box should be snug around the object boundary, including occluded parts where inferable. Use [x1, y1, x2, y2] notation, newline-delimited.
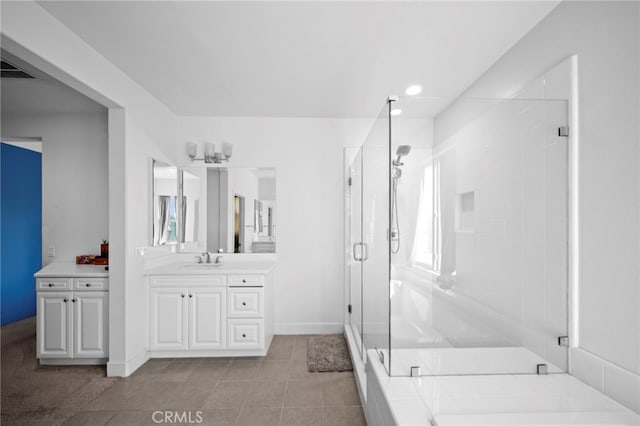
[48, 246, 55, 257]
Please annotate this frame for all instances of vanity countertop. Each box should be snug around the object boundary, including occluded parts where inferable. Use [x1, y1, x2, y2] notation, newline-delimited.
[35, 262, 109, 278]
[146, 261, 276, 275]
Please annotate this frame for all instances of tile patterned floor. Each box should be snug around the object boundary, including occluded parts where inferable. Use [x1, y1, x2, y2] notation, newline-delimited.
[1, 318, 366, 425]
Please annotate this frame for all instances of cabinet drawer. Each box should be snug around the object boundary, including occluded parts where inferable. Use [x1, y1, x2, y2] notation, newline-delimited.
[227, 288, 264, 318]
[37, 279, 72, 291]
[151, 275, 227, 287]
[228, 275, 264, 287]
[73, 278, 109, 291]
[227, 319, 264, 349]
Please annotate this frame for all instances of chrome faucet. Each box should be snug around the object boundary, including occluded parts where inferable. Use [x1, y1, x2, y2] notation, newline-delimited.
[202, 252, 211, 263]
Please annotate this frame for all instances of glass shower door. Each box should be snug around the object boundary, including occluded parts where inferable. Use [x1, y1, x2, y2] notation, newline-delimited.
[348, 149, 364, 360]
[362, 103, 391, 372]
[386, 95, 570, 376]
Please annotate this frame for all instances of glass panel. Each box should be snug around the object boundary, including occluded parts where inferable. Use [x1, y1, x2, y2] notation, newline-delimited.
[388, 96, 569, 376]
[348, 148, 364, 360]
[362, 103, 391, 373]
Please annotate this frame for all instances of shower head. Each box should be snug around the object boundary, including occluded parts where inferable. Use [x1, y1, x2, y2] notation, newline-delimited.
[393, 145, 412, 166]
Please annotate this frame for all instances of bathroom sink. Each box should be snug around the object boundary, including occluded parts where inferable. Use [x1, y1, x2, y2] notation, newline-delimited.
[182, 263, 223, 269]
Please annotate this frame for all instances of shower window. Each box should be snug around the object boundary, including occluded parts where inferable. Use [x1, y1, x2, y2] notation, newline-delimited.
[412, 160, 441, 274]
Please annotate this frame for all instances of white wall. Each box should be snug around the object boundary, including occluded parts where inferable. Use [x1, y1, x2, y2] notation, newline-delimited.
[2, 111, 108, 265]
[435, 1, 640, 413]
[1, 1, 179, 377]
[179, 117, 373, 333]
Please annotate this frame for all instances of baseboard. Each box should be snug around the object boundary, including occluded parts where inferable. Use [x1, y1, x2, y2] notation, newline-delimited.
[106, 350, 150, 377]
[274, 322, 344, 335]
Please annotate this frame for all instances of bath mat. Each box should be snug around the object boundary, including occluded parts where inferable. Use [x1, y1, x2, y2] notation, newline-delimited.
[307, 335, 353, 372]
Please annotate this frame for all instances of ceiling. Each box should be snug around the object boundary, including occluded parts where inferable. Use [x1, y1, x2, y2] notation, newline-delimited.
[1, 49, 107, 114]
[37, 1, 560, 118]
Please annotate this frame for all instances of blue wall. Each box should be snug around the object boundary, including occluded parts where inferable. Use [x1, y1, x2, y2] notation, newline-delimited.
[1, 143, 42, 326]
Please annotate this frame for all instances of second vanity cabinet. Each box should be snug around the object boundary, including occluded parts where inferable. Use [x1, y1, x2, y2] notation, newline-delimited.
[35, 265, 109, 365]
[148, 267, 273, 357]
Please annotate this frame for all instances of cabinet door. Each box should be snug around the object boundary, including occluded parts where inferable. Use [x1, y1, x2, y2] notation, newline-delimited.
[150, 288, 188, 351]
[37, 292, 72, 358]
[73, 292, 108, 358]
[189, 287, 226, 350]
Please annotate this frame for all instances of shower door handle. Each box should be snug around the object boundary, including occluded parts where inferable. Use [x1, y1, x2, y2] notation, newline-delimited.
[361, 243, 369, 261]
[352, 243, 368, 262]
[353, 243, 362, 261]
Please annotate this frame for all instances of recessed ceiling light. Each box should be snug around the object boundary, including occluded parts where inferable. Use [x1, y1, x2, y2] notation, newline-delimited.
[405, 85, 422, 96]
[390, 108, 402, 116]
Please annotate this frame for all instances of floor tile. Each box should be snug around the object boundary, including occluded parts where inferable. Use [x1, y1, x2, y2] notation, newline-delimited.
[188, 359, 231, 383]
[1, 321, 362, 426]
[284, 380, 323, 407]
[62, 410, 117, 425]
[202, 381, 251, 409]
[281, 407, 324, 426]
[236, 407, 282, 426]
[199, 408, 241, 426]
[288, 360, 321, 381]
[322, 405, 367, 426]
[105, 409, 158, 425]
[161, 381, 215, 410]
[222, 360, 261, 380]
[255, 360, 291, 380]
[266, 344, 294, 360]
[321, 375, 361, 406]
[244, 380, 287, 407]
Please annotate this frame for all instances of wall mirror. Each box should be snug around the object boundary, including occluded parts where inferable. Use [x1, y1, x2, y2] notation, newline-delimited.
[151, 159, 179, 246]
[178, 167, 276, 254]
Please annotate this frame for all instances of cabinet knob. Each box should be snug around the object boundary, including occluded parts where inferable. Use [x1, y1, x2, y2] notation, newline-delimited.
[85, 283, 92, 287]
[63, 298, 68, 303]
[48, 283, 54, 287]
[181, 294, 185, 298]
[242, 302, 247, 306]
[242, 334, 246, 338]
[72, 298, 77, 303]
[242, 279, 246, 283]
[189, 294, 193, 298]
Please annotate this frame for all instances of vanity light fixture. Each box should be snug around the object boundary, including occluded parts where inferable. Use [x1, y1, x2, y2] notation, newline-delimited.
[186, 141, 233, 163]
[405, 84, 422, 96]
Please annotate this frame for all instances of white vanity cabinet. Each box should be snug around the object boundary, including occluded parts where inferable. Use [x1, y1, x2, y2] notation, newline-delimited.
[35, 264, 109, 365]
[148, 266, 274, 357]
[149, 280, 226, 351]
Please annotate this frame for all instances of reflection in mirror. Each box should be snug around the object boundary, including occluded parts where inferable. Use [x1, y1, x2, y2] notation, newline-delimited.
[178, 167, 276, 253]
[151, 159, 178, 246]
